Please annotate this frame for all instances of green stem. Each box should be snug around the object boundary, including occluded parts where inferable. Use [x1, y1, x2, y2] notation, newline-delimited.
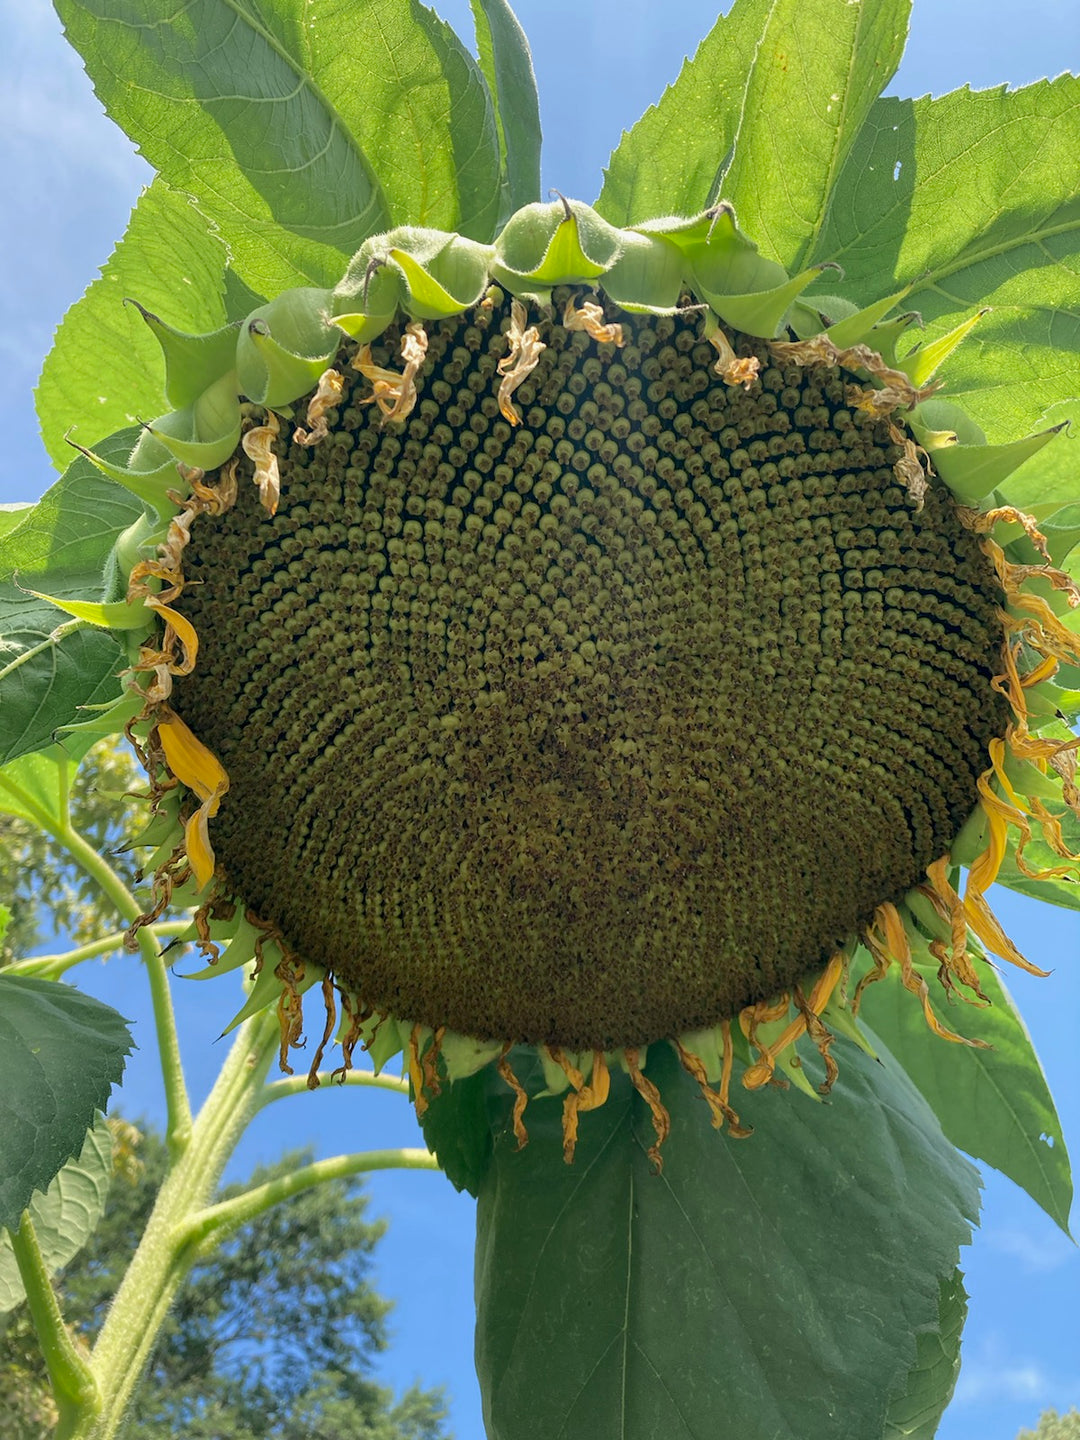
[179, 1148, 439, 1257]
[0, 760, 193, 1158]
[9, 1212, 100, 1436]
[255, 1067, 410, 1107]
[55, 822, 192, 1159]
[70, 1010, 283, 1440]
[4, 920, 191, 979]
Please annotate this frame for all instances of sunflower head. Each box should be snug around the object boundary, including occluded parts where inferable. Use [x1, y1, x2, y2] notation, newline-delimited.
[50, 193, 1078, 1165]
[9, 2, 1080, 1433]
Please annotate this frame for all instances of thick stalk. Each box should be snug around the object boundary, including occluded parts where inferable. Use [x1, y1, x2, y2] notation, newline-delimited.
[68, 1008, 282, 1440]
[9, 1213, 100, 1437]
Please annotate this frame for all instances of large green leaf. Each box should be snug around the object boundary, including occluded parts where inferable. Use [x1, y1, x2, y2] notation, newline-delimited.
[0, 438, 143, 765]
[855, 952, 1072, 1234]
[0, 977, 131, 1233]
[36, 177, 238, 474]
[814, 79, 1080, 442]
[883, 1270, 967, 1440]
[55, 0, 503, 296]
[470, 0, 541, 222]
[0, 1114, 113, 1314]
[475, 1043, 978, 1440]
[719, 0, 910, 273]
[594, 0, 770, 225]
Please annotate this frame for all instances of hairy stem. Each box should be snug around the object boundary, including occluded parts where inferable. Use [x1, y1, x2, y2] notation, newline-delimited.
[9, 1212, 100, 1437]
[179, 1147, 439, 1257]
[255, 1067, 411, 1107]
[69, 1010, 282, 1440]
[4, 920, 191, 979]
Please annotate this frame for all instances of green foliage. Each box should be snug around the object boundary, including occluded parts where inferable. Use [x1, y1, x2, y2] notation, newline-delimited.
[8, 2, 1080, 1437]
[883, 1271, 967, 1439]
[854, 953, 1073, 1233]
[475, 1044, 978, 1440]
[813, 78, 1080, 442]
[1019, 1411, 1080, 1440]
[0, 977, 131, 1232]
[0, 1116, 113, 1314]
[719, 0, 910, 272]
[0, 1122, 450, 1440]
[35, 179, 239, 473]
[595, 0, 771, 225]
[0, 738, 145, 965]
[54, 0, 504, 294]
[0, 445, 143, 765]
[468, 0, 542, 221]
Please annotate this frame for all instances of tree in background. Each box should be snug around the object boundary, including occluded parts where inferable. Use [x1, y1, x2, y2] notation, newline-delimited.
[1019, 1412, 1080, 1440]
[0, 739, 143, 966]
[0, 1121, 449, 1440]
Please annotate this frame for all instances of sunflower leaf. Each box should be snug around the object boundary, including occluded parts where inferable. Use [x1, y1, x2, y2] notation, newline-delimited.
[854, 954, 1073, 1234]
[470, 0, 542, 221]
[0, 442, 143, 766]
[0, 1113, 113, 1314]
[883, 1270, 968, 1440]
[815, 78, 1080, 442]
[718, 0, 910, 274]
[475, 1043, 978, 1440]
[0, 976, 131, 1234]
[418, 1068, 493, 1195]
[36, 177, 239, 475]
[54, 0, 502, 296]
[594, 0, 771, 226]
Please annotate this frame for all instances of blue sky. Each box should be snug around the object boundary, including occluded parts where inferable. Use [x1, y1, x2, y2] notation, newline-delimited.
[1, 1, 1078, 1435]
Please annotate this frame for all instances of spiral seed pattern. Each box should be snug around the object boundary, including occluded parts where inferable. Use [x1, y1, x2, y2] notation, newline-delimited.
[172, 296, 1008, 1049]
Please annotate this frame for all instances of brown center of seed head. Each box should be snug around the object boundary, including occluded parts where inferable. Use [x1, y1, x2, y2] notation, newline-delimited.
[170, 294, 1008, 1050]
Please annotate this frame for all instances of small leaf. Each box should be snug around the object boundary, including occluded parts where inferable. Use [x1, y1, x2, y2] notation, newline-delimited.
[476, 1043, 978, 1440]
[0, 976, 132, 1233]
[470, 0, 542, 219]
[0, 1114, 113, 1314]
[719, 0, 910, 272]
[0, 441, 143, 767]
[855, 952, 1072, 1234]
[0, 748, 73, 830]
[36, 178, 237, 475]
[883, 1270, 968, 1439]
[595, 0, 772, 225]
[815, 77, 1080, 442]
[418, 1067, 493, 1195]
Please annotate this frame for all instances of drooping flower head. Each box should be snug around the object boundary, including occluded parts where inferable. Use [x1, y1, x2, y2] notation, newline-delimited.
[51, 196, 1080, 1165]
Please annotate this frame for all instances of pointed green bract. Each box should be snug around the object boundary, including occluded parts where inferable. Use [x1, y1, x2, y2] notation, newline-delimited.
[36, 178, 237, 475]
[719, 0, 911, 273]
[236, 290, 339, 406]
